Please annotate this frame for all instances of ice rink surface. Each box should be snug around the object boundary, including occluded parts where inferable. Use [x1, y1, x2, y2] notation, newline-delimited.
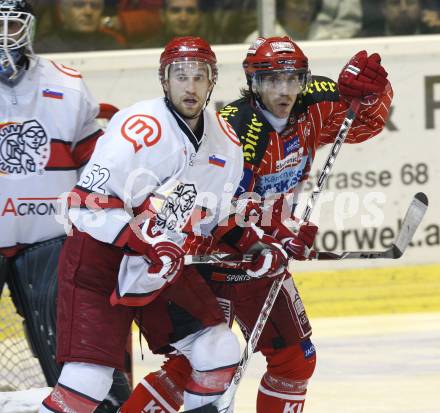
[2, 312, 439, 412]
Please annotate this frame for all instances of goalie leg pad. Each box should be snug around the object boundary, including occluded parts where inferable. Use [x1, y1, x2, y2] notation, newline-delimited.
[120, 356, 191, 413]
[10, 236, 65, 386]
[41, 362, 114, 413]
[257, 340, 317, 413]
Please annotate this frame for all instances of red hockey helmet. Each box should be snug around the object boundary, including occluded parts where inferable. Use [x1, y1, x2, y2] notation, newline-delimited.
[159, 36, 218, 84]
[243, 36, 310, 93]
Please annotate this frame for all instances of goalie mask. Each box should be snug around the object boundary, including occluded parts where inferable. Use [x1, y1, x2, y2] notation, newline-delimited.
[243, 36, 311, 99]
[0, 0, 35, 81]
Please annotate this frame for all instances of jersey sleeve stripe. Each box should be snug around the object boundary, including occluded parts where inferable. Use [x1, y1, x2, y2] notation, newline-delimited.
[72, 129, 104, 166]
[69, 186, 125, 209]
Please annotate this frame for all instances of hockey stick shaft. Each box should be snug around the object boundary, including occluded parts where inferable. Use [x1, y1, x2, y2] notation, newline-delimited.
[182, 100, 361, 413]
[300, 99, 361, 224]
[184, 191, 429, 265]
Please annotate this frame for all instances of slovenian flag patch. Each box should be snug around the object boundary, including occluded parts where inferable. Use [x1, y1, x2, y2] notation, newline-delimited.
[42, 89, 64, 99]
[209, 154, 226, 167]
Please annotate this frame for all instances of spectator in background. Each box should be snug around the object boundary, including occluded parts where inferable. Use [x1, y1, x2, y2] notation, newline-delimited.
[100, 0, 163, 46]
[35, 0, 122, 53]
[359, 0, 419, 36]
[359, 0, 384, 37]
[135, 0, 210, 48]
[383, 0, 421, 35]
[244, 0, 321, 43]
[420, 0, 440, 34]
[211, 0, 257, 44]
[308, 0, 362, 39]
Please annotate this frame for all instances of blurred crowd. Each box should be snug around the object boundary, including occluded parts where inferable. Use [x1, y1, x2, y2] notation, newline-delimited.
[32, 0, 440, 54]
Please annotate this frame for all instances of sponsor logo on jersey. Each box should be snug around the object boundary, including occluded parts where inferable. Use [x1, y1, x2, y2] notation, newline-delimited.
[121, 114, 162, 152]
[255, 156, 307, 196]
[300, 338, 316, 359]
[241, 113, 263, 162]
[1, 196, 60, 216]
[42, 89, 64, 100]
[284, 136, 300, 155]
[276, 148, 303, 171]
[0, 120, 50, 178]
[141, 400, 165, 413]
[208, 154, 226, 167]
[283, 401, 304, 413]
[212, 272, 252, 283]
[303, 78, 337, 96]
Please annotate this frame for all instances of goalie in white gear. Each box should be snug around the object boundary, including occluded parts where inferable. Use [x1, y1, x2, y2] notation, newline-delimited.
[0, 1, 130, 411]
[40, 36, 286, 413]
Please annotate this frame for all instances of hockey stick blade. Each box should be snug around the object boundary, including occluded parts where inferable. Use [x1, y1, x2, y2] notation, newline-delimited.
[314, 192, 428, 260]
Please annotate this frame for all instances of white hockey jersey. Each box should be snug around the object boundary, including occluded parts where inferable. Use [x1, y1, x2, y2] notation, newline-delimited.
[70, 97, 243, 305]
[0, 56, 102, 255]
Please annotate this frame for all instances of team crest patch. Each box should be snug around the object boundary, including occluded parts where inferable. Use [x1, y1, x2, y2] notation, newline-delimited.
[156, 183, 197, 232]
[0, 120, 50, 178]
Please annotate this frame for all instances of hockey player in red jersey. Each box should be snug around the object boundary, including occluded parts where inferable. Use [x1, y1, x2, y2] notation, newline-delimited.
[126, 37, 393, 412]
[0, 1, 130, 411]
[40, 36, 287, 413]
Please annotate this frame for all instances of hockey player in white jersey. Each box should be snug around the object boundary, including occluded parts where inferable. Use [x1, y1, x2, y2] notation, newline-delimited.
[40, 36, 288, 413]
[0, 1, 130, 411]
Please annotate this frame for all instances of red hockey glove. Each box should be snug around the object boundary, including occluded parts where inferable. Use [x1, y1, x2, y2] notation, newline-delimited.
[242, 242, 288, 278]
[338, 50, 388, 100]
[144, 241, 185, 283]
[236, 225, 288, 278]
[281, 222, 318, 261]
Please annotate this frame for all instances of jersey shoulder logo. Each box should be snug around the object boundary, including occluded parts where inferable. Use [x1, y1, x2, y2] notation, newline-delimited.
[0, 120, 50, 179]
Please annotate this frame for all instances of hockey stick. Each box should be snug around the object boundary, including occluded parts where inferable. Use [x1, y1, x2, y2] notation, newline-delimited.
[182, 99, 361, 413]
[184, 192, 429, 265]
